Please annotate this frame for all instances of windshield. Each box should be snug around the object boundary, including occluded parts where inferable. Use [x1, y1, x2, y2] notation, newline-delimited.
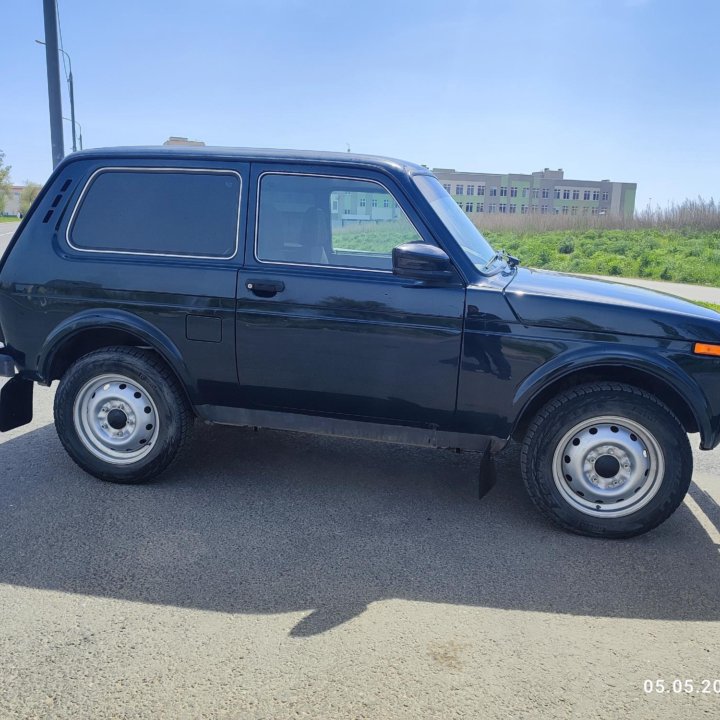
[413, 175, 500, 272]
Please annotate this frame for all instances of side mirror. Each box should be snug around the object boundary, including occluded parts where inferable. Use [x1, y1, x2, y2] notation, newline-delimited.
[392, 243, 456, 283]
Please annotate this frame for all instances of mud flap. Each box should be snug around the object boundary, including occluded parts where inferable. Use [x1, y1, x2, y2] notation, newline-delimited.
[0, 376, 34, 432]
[478, 441, 497, 500]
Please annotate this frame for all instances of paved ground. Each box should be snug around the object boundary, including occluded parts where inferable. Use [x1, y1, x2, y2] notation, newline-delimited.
[584, 274, 720, 304]
[2, 219, 720, 717]
[1, 385, 719, 719]
[0, 221, 19, 255]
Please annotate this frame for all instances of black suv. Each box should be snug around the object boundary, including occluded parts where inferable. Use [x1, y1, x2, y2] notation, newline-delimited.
[1, 147, 719, 538]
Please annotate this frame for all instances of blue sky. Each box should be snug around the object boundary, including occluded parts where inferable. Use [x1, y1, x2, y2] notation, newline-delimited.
[1, 0, 718, 208]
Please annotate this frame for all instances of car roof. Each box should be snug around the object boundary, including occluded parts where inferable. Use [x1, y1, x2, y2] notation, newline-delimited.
[62, 146, 431, 177]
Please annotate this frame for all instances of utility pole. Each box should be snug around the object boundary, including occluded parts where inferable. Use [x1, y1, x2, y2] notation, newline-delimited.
[43, 0, 65, 167]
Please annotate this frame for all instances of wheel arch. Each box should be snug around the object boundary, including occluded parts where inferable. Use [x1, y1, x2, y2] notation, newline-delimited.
[39, 309, 194, 406]
[511, 353, 708, 445]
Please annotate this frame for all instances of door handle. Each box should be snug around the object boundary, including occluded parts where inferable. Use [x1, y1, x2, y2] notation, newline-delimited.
[246, 279, 285, 297]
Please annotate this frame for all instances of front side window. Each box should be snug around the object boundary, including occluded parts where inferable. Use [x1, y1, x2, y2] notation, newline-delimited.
[256, 173, 425, 271]
[456, 184, 464, 195]
[467, 185, 475, 196]
[70, 169, 240, 257]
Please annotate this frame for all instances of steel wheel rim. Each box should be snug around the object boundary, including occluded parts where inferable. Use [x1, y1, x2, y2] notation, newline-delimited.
[551, 415, 665, 518]
[72, 374, 159, 465]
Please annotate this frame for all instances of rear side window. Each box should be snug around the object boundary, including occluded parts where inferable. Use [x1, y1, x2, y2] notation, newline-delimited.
[69, 169, 241, 258]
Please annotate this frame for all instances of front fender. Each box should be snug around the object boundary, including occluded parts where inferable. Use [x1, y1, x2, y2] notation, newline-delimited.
[38, 308, 193, 392]
[512, 345, 712, 447]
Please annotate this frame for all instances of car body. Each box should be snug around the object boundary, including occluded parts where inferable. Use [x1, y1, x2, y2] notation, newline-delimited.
[1, 146, 719, 537]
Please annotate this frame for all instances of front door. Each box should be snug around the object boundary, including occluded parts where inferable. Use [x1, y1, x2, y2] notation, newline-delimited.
[235, 165, 465, 428]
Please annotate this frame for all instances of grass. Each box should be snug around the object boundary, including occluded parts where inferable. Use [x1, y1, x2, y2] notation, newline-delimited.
[471, 197, 720, 287]
[481, 228, 720, 286]
[332, 224, 419, 253]
[0, 216, 19, 223]
[695, 301, 720, 313]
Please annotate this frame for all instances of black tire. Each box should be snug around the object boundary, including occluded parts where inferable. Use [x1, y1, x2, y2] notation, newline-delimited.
[54, 346, 194, 484]
[520, 382, 692, 538]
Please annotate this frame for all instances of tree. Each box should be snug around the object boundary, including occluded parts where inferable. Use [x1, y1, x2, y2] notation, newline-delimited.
[0, 150, 11, 215]
[20, 182, 42, 215]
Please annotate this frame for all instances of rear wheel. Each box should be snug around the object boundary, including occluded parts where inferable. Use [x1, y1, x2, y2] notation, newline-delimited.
[520, 383, 692, 538]
[54, 347, 193, 483]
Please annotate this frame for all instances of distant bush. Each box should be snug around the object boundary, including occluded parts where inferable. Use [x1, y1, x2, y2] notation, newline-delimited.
[483, 227, 720, 286]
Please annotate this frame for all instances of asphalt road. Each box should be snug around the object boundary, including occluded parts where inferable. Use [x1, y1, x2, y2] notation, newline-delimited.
[1, 385, 719, 719]
[2, 219, 720, 718]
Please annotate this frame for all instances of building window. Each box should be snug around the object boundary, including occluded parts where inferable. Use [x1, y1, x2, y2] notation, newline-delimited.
[443, 183, 451, 192]
[489, 186, 497, 197]
[500, 186, 508, 197]
[383, 198, 389, 207]
[554, 208, 560, 214]
[457, 201, 463, 208]
[583, 190, 591, 201]
[522, 187, 528, 198]
[562, 189, 571, 200]
[562, 206, 569, 215]
[343, 209, 351, 215]
[359, 197, 366, 207]
[571, 206, 578, 215]
[540, 205, 548, 214]
[554, 188, 561, 199]
[531, 188, 538, 199]
[582, 207, 589, 215]
[455, 184, 464, 195]
[572, 189, 579, 200]
[591, 207, 598, 215]
[531, 204, 538, 213]
[477, 185, 485, 196]
[476, 202, 484, 213]
[521, 204, 528, 214]
[499, 203, 507, 213]
[602, 191, 609, 201]
[465, 202, 474, 212]
[542, 188, 549, 199]
[509, 204, 517, 214]
[510, 186, 518, 197]
[592, 190, 600, 201]
[466, 185, 475, 196]
[488, 203, 497, 213]
[372, 198, 378, 207]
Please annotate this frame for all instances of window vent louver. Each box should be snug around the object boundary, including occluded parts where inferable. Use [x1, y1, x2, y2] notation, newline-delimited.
[41, 178, 72, 224]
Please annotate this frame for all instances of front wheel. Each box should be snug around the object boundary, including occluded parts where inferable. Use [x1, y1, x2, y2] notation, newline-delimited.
[520, 383, 692, 538]
[54, 347, 194, 483]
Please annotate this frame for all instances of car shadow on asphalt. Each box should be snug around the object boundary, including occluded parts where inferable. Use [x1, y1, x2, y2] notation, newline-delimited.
[1, 422, 719, 637]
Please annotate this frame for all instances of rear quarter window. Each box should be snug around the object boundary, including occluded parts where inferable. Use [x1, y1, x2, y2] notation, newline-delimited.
[68, 168, 241, 258]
